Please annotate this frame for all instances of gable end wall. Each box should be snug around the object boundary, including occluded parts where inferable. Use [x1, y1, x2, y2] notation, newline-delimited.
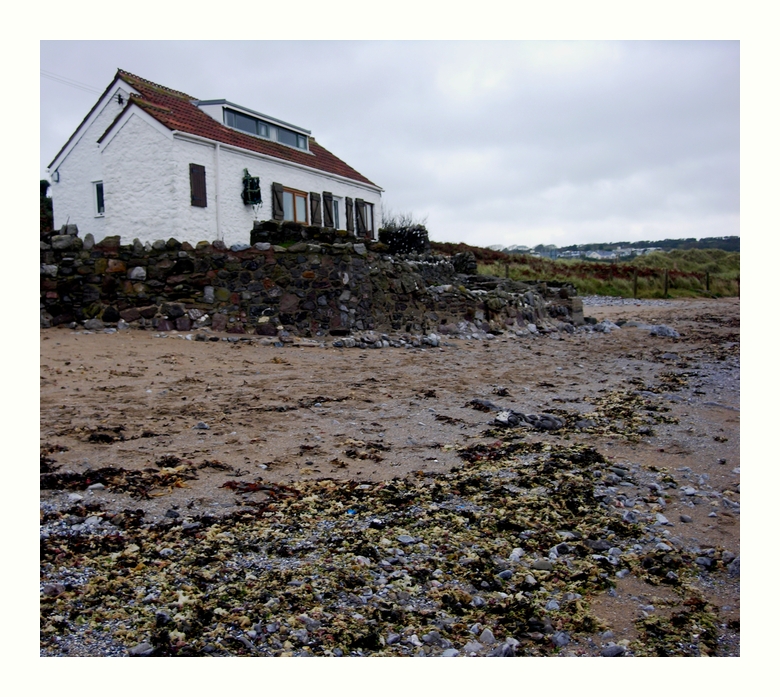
[49, 87, 132, 238]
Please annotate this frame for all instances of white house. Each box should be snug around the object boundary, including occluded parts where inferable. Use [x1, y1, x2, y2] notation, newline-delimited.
[47, 70, 383, 247]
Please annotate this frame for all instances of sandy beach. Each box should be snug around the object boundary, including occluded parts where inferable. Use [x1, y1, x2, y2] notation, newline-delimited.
[40, 297, 739, 656]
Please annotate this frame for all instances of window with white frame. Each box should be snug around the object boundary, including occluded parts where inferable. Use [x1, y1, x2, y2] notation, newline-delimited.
[94, 181, 105, 216]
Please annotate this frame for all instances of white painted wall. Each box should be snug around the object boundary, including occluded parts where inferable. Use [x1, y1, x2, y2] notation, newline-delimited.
[49, 86, 131, 238]
[101, 113, 177, 245]
[170, 134, 381, 248]
[210, 140, 382, 246]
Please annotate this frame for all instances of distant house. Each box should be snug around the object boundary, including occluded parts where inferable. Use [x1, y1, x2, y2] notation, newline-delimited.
[585, 250, 616, 260]
[47, 70, 382, 247]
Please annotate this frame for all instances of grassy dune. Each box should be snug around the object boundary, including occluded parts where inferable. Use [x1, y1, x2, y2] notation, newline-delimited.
[432, 243, 740, 298]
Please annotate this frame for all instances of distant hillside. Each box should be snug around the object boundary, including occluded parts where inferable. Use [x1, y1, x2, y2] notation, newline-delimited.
[485, 236, 739, 255]
[559, 236, 739, 253]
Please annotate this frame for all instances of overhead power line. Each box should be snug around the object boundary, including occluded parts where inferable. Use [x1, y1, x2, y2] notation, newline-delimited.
[41, 70, 103, 95]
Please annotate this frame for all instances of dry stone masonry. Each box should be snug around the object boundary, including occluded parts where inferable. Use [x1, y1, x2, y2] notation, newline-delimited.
[40, 227, 583, 341]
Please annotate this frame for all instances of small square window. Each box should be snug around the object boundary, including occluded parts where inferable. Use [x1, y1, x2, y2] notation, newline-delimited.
[94, 181, 104, 216]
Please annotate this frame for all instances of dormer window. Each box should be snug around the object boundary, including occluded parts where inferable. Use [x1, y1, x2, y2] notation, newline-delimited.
[223, 107, 308, 150]
[225, 108, 269, 138]
[276, 126, 308, 150]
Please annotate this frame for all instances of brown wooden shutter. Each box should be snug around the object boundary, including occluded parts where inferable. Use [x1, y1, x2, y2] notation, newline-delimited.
[272, 182, 284, 221]
[345, 197, 354, 233]
[322, 192, 334, 227]
[189, 164, 207, 207]
[310, 192, 322, 226]
[355, 199, 366, 235]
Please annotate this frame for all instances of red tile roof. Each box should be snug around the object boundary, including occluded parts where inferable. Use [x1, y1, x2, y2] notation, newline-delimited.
[111, 70, 379, 188]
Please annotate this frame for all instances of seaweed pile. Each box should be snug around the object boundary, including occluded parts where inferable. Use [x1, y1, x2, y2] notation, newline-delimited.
[41, 432, 724, 657]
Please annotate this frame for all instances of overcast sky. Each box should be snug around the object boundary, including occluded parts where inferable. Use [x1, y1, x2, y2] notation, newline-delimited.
[40, 40, 739, 248]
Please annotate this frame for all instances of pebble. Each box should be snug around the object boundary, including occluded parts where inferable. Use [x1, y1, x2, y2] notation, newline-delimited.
[87, 483, 105, 491]
[128, 642, 154, 657]
[194, 422, 209, 430]
[497, 569, 514, 580]
[509, 547, 525, 561]
[649, 325, 680, 338]
[655, 513, 670, 525]
[545, 599, 560, 611]
[532, 559, 554, 571]
[680, 514, 693, 523]
[441, 648, 459, 657]
[422, 631, 441, 645]
[681, 486, 697, 496]
[600, 644, 626, 657]
[479, 628, 496, 645]
[462, 640, 484, 653]
[397, 535, 415, 545]
[551, 631, 570, 647]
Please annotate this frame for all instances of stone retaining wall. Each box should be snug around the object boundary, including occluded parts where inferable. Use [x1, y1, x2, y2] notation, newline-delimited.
[40, 230, 581, 337]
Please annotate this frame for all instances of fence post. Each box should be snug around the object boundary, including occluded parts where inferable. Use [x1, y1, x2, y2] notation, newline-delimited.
[663, 269, 668, 298]
[504, 263, 509, 279]
[706, 271, 710, 292]
[632, 269, 638, 299]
